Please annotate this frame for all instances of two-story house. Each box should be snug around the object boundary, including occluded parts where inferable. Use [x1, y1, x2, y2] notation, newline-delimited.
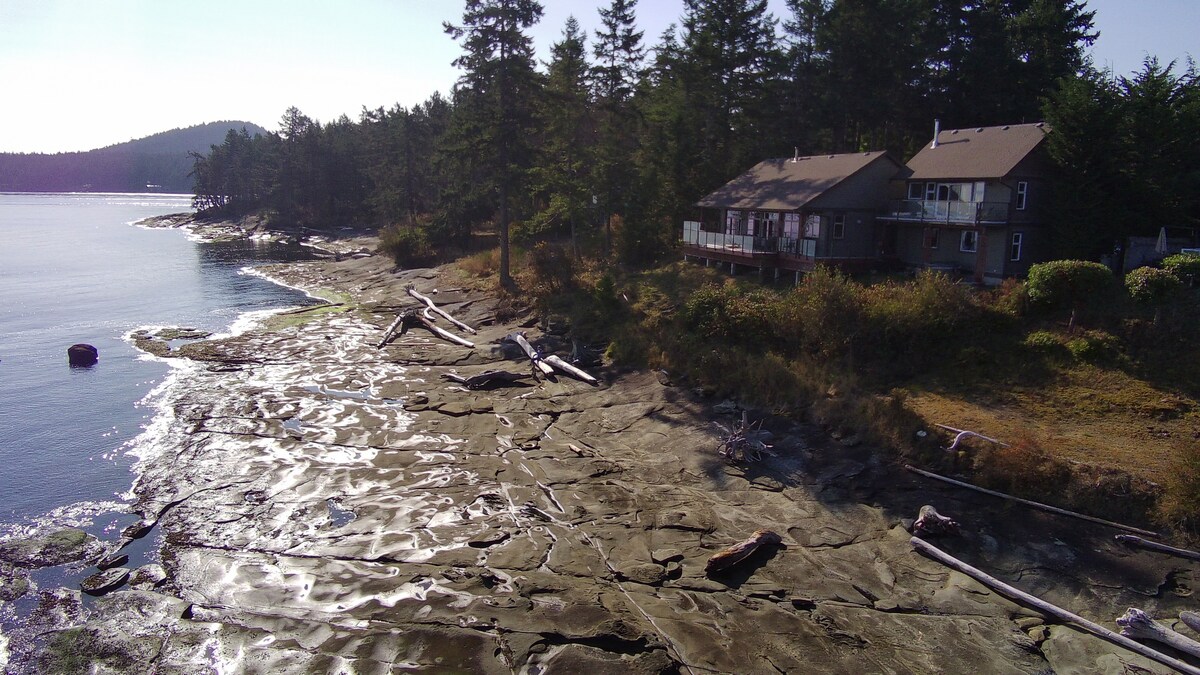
[681, 151, 904, 280]
[878, 122, 1050, 284]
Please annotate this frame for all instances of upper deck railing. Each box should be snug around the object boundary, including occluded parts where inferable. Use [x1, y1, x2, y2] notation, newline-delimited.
[884, 200, 1010, 224]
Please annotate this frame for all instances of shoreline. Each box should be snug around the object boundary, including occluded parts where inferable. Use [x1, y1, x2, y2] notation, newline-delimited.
[5, 228, 1200, 672]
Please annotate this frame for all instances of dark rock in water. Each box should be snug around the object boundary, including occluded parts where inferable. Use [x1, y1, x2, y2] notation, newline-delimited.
[127, 564, 167, 590]
[0, 528, 102, 568]
[81, 567, 130, 596]
[121, 520, 155, 540]
[67, 343, 98, 366]
[0, 561, 31, 601]
[97, 553, 130, 570]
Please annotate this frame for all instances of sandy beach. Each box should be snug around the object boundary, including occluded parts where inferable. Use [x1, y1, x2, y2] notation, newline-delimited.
[5, 232, 1199, 673]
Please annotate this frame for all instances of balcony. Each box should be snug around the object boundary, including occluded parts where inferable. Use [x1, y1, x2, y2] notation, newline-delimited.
[681, 221, 779, 255]
[883, 199, 1010, 225]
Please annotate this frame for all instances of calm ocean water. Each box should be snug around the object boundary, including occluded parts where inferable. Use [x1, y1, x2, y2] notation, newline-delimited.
[0, 193, 318, 539]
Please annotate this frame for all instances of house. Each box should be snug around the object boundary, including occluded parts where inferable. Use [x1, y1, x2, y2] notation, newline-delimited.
[878, 122, 1051, 284]
[681, 151, 904, 280]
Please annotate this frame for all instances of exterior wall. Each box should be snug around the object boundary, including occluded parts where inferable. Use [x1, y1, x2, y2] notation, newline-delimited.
[809, 156, 903, 211]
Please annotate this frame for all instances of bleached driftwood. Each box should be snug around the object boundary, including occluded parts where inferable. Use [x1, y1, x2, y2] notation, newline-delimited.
[443, 370, 531, 390]
[1117, 608, 1200, 660]
[406, 285, 476, 334]
[911, 537, 1200, 675]
[1115, 534, 1200, 562]
[714, 411, 771, 464]
[379, 310, 475, 349]
[1181, 611, 1200, 635]
[705, 529, 782, 575]
[543, 354, 599, 385]
[935, 424, 1011, 451]
[505, 332, 554, 376]
[913, 505, 960, 536]
[904, 465, 1160, 538]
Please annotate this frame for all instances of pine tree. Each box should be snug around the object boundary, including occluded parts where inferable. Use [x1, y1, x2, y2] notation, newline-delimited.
[445, 0, 545, 287]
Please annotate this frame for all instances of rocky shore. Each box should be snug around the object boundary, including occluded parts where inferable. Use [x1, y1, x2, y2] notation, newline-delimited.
[3, 229, 1199, 673]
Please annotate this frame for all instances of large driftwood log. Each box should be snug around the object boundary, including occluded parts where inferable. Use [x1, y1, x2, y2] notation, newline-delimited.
[379, 310, 475, 349]
[443, 370, 531, 390]
[1117, 608, 1200, 660]
[904, 465, 1160, 537]
[406, 285, 476, 334]
[1115, 534, 1200, 562]
[911, 537, 1200, 675]
[705, 529, 782, 575]
[505, 332, 555, 376]
[913, 505, 959, 536]
[543, 354, 599, 385]
[1181, 611, 1200, 635]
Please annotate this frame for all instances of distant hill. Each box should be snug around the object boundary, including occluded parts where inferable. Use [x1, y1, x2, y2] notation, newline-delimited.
[0, 121, 268, 194]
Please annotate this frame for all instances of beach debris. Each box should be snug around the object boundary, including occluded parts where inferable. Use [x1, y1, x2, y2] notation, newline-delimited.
[406, 284, 476, 334]
[911, 537, 1200, 675]
[1114, 534, 1200, 561]
[1181, 611, 1200, 634]
[505, 332, 555, 376]
[80, 567, 131, 597]
[705, 529, 782, 575]
[1117, 608, 1200, 660]
[913, 505, 960, 537]
[904, 464, 1160, 537]
[934, 423, 1009, 452]
[378, 309, 474, 349]
[714, 411, 771, 464]
[443, 370, 532, 390]
[542, 354, 599, 385]
[67, 343, 98, 366]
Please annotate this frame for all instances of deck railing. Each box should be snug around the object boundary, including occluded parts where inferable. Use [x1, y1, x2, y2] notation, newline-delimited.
[884, 200, 1010, 224]
[682, 221, 777, 254]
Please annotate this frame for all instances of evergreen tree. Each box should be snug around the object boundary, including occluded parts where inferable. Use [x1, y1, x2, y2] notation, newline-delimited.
[781, 0, 832, 152]
[445, 0, 545, 287]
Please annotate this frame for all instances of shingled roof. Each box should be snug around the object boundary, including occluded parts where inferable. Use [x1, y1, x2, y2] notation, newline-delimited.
[906, 123, 1049, 180]
[696, 151, 896, 210]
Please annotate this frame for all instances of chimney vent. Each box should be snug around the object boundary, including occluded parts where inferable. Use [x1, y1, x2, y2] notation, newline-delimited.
[931, 119, 941, 149]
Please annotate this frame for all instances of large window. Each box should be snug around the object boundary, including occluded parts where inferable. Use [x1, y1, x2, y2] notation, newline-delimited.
[960, 230, 978, 253]
[1010, 232, 1023, 261]
[832, 214, 846, 239]
[803, 214, 821, 238]
[783, 212, 800, 238]
[1016, 181, 1028, 210]
[908, 183, 923, 199]
[726, 210, 747, 235]
[927, 227, 940, 249]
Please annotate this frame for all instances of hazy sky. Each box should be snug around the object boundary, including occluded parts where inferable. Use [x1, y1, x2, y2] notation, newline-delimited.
[0, 0, 1195, 153]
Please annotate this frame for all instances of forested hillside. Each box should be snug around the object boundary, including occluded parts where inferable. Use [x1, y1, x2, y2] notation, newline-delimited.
[0, 121, 266, 193]
[189, 0, 1198, 275]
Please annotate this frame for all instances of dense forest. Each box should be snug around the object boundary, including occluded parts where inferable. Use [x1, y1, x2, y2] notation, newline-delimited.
[0, 121, 267, 193]
[189, 0, 1200, 278]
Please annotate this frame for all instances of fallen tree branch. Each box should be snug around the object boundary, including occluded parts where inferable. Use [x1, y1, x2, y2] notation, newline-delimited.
[911, 537, 1200, 675]
[406, 285, 476, 334]
[442, 370, 531, 390]
[935, 423, 1011, 451]
[913, 505, 959, 536]
[705, 529, 782, 575]
[1182, 611, 1200, 635]
[379, 310, 474, 349]
[505, 332, 554, 376]
[1117, 608, 1200, 660]
[377, 313, 408, 349]
[1115, 534, 1200, 562]
[543, 354, 599, 385]
[904, 465, 1160, 538]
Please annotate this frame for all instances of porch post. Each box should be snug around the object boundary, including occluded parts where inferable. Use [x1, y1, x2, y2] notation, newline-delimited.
[974, 227, 987, 283]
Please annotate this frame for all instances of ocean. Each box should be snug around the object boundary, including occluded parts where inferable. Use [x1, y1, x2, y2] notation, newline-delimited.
[0, 193, 318, 542]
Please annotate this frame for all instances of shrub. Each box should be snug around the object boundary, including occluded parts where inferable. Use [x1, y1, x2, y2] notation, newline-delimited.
[459, 248, 499, 278]
[680, 283, 778, 347]
[785, 266, 862, 357]
[1159, 440, 1200, 532]
[1161, 252, 1200, 286]
[1025, 260, 1116, 312]
[1126, 266, 1183, 305]
[855, 270, 982, 372]
[1065, 329, 1120, 363]
[378, 224, 436, 268]
[528, 242, 574, 292]
[973, 435, 1072, 498]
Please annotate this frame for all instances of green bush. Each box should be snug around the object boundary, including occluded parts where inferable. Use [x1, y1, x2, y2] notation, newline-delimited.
[1162, 252, 1200, 285]
[528, 242, 574, 292]
[378, 224, 436, 267]
[1125, 266, 1183, 305]
[1023, 330, 1065, 354]
[784, 266, 862, 357]
[681, 283, 778, 347]
[1025, 260, 1116, 312]
[856, 270, 982, 370]
[1065, 329, 1120, 363]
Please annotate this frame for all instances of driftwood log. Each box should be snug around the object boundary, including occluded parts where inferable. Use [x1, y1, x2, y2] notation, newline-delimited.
[904, 465, 1160, 537]
[1115, 534, 1200, 562]
[1117, 608, 1200, 660]
[1181, 611, 1200, 635]
[935, 424, 1011, 451]
[505, 332, 555, 376]
[912, 537, 1200, 675]
[705, 529, 782, 575]
[543, 354, 599, 385]
[406, 285, 476, 334]
[443, 370, 531, 390]
[913, 505, 960, 536]
[379, 310, 475, 349]
[714, 411, 771, 463]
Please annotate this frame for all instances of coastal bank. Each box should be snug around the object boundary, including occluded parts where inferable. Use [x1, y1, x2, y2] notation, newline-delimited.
[3, 218, 1199, 673]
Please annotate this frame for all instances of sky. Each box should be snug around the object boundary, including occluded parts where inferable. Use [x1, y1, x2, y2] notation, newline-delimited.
[0, 0, 1196, 154]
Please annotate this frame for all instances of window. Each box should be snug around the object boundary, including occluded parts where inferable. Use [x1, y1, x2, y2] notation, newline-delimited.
[960, 230, 978, 253]
[833, 214, 845, 239]
[907, 183, 923, 200]
[1010, 232, 1023, 261]
[927, 227, 940, 249]
[1016, 181, 1028, 210]
[803, 214, 821, 238]
[925, 182, 937, 200]
[726, 210, 748, 235]
[783, 212, 800, 238]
